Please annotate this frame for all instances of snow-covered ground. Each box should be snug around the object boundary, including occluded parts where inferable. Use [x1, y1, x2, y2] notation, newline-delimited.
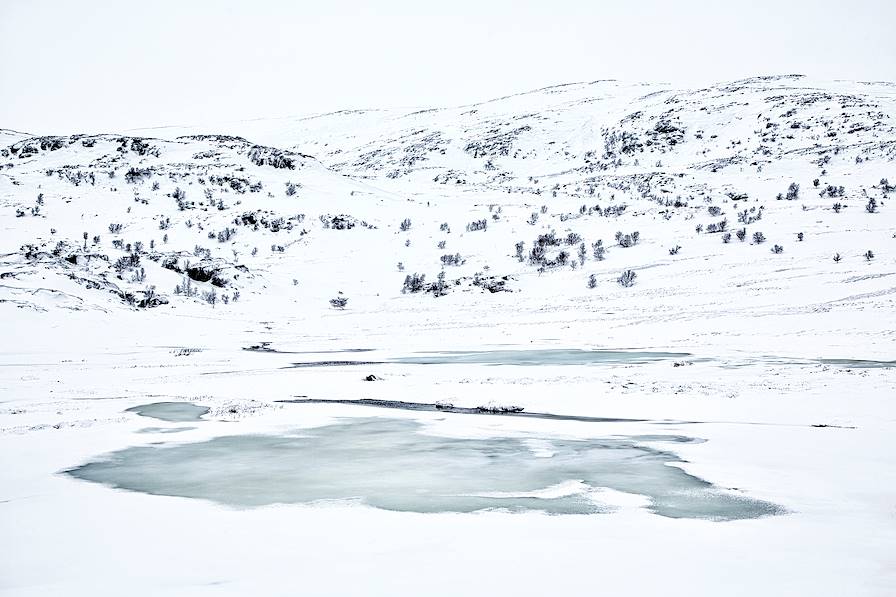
[1, 75, 895, 595]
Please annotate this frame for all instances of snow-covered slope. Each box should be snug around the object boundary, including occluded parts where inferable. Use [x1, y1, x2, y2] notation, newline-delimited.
[2, 75, 894, 356]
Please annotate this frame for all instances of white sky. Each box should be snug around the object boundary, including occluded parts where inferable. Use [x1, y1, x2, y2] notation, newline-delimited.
[1, 0, 894, 135]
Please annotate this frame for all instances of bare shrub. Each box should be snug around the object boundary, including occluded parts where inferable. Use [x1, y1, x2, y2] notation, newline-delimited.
[786, 182, 800, 201]
[201, 289, 217, 307]
[615, 231, 639, 248]
[617, 269, 637, 287]
[402, 273, 426, 293]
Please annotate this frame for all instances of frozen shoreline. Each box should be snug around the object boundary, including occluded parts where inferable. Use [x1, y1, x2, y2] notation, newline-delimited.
[2, 311, 894, 596]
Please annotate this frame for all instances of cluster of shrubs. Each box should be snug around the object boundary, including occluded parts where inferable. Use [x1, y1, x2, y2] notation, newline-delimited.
[124, 167, 153, 184]
[617, 270, 637, 287]
[466, 219, 488, 232]
[208, 175, 262, 194]
[776, 182, 799, 201]
[737, 207, 763, 224]
[236, 210, 305, 233]
[615, 231, 640, 248]
[822, 184, 845, 198]
[402, 273, 427, 293]
[247, 145, 296, 170]
[472, 272, 509, 293]
[329, 297, 348, 309]
[114, 253, 140, 273]
[440, 253, 464, 266]
[524, 231, 574, 268]
[320, 214, 365, 230]
[401, 272, 450, 297]
[174, 275, 198, 297]
[565, 232, 582, 245]
[213, 228, 236, 243]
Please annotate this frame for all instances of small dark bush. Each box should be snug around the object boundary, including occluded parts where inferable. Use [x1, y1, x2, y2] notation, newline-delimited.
[786, 182, 800, 201]
[402, 273, 426, 293]
[617, 269, 637, 287]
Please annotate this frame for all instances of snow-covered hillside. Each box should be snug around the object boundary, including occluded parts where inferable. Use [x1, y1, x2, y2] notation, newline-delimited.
[1, 76, 895, 596]
[2, 75, 894, 354]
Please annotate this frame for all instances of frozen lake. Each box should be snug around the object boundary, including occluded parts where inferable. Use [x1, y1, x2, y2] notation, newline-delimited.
[125, 401, 210, 422]
[387, 349, 693, 366]
[67, 417, 781, 520]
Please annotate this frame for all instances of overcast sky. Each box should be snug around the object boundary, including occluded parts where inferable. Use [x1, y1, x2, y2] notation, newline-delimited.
[1, 0, 894, 135]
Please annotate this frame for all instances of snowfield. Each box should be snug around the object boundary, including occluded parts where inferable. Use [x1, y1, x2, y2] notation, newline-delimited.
[1, 75, 895, 596]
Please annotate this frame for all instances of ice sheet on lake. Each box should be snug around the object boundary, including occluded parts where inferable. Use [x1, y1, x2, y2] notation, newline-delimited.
[67, 418, 782, 520]
[125, 402, 210, 422]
